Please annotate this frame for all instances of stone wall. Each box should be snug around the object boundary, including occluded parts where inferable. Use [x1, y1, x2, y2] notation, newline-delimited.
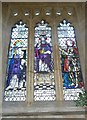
[0, 1, 2, 119]
[2, 2, 86, 102]
[2, 2, 86, 120]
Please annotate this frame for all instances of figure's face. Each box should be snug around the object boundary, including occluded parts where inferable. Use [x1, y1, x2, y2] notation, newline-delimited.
[21, 59, 26, 65]
[67, 40, 73, 47]
[41, 37, 45, 44]
[13, 75, 17, 79]
[18, 48, 24, 58]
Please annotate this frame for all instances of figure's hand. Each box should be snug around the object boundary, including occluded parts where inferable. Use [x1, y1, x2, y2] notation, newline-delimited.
[44, 51, 51, 54]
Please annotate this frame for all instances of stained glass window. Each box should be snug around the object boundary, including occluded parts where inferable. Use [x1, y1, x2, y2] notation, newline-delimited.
[57, 20, 84, 100]
[4, 21, 28, 101]
[34, 20, 56, 101]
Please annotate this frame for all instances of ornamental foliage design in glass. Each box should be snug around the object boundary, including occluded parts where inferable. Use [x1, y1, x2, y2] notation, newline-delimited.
[34, 20, 56, 101]
[4, 21, 28, 101]
[57, 20, 84, 100]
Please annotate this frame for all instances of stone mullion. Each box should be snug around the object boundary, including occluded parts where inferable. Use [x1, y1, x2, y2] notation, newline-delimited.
[56, 43, 64, 101]
[75, 4, 85, 89]
[30, 23, 35, 103]
[26, 18, 34, 104]
[52, 21, 63, 101]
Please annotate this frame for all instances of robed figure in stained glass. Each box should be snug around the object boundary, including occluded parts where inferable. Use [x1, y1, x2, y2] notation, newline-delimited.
[58, 20, 84, 100]
[4, 21, 28, 101]
[34, 20, 56, 101]
[35, 37, 53, 73]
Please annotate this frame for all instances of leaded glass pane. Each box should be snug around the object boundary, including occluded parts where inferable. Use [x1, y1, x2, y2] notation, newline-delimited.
[57, 20, 84, 100]
[4, 21, 28, 101]
[34, 20, 56, 101]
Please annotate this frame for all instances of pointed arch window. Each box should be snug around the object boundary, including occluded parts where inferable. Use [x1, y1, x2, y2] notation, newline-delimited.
[4, 19, 84, 102]
[34, 20, 56, 101]
[57, 20, 84, 100]
[4, 21, 28, 101]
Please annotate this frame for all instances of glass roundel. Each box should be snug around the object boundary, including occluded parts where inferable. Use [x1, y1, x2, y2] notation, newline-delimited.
[57, 20, 84, 100]
[34, 20, 56, 101]
[4, 21, 28, 101]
